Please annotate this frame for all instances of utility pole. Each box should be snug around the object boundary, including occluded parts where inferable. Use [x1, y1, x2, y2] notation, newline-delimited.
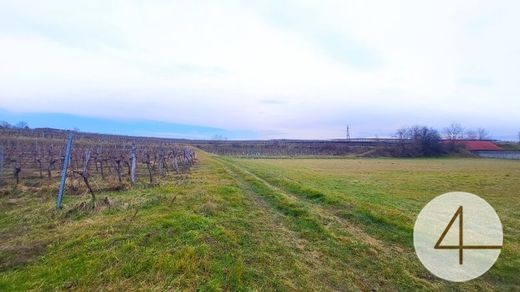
[346, 125, 351, 141]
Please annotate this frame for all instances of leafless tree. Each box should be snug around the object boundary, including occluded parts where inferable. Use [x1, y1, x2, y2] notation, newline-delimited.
[0, 121, 12, 128]
[477, 128, 490, 140]
[395, 128, 407, 140]
[443, 123, 464, 140]
[464, 130, 477, 140]
[15, 121, 29, 129]
[394, 127, 409, 153]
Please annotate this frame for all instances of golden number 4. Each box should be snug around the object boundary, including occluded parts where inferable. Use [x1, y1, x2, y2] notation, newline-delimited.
[434, 206, 501, 265]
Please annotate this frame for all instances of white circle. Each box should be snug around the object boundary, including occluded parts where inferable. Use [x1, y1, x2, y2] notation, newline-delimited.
[414, 192, 502, 282]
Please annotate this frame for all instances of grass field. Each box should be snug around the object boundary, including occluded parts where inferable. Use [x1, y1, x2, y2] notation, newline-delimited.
[1, 153, 519, 290]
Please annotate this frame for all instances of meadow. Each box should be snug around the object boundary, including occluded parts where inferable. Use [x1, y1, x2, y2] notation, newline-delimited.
[1, 152, 519, 290]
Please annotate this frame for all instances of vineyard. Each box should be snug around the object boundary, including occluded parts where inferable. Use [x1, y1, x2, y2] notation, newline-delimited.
[0, 128, 196, 205]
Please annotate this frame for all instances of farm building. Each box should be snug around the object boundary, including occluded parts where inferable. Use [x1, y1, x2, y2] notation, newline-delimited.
[455, 140, 502, 151]
[445, 140, 520, 160]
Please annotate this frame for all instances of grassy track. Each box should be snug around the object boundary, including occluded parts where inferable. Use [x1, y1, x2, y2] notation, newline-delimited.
[1, 153, 519, 290]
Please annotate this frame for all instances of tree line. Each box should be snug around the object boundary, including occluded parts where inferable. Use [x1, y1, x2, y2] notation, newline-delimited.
[1, 120, 30, 129]
[393, 123, 494, 157]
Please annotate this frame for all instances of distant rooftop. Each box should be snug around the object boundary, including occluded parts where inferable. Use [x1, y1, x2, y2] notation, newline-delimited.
[448, 140, 502, 151]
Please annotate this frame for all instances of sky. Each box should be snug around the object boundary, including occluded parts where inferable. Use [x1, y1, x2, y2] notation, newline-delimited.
[0, 109, 256, 140]
[0, 0, 519, 140]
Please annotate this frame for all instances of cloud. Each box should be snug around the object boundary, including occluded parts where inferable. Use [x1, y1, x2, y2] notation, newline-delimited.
[0, 0, 519, 139]
[259, 99, 286, 105]
[458, 77, 494, 87]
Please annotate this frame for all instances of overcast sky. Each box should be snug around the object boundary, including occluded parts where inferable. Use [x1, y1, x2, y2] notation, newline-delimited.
[0, 0, 519, 139]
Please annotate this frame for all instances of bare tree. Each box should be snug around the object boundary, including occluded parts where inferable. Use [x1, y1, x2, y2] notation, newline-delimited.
[394, 126, 443, 156]
[477, 128, 490, 140]
[0, 121, 12, 128]
[395, 128, 407, 140]
[15, 121, 29, 129]
[464, 129, 477, 140]
[394, 127, 408, 154]
[443, 123, 464, 140]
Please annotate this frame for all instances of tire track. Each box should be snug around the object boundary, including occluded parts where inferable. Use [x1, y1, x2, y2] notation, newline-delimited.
[215, 156, 433, 291]
[212, 157, 363, 291]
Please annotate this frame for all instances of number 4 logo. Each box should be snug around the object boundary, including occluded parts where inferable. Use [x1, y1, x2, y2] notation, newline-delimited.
[434, 206, 502, 265]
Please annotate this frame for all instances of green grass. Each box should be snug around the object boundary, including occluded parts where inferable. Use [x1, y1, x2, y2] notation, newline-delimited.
[1, 154, 519, 290]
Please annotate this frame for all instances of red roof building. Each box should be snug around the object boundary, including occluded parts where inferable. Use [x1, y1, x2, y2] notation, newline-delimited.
[443, 140, 502, 151]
